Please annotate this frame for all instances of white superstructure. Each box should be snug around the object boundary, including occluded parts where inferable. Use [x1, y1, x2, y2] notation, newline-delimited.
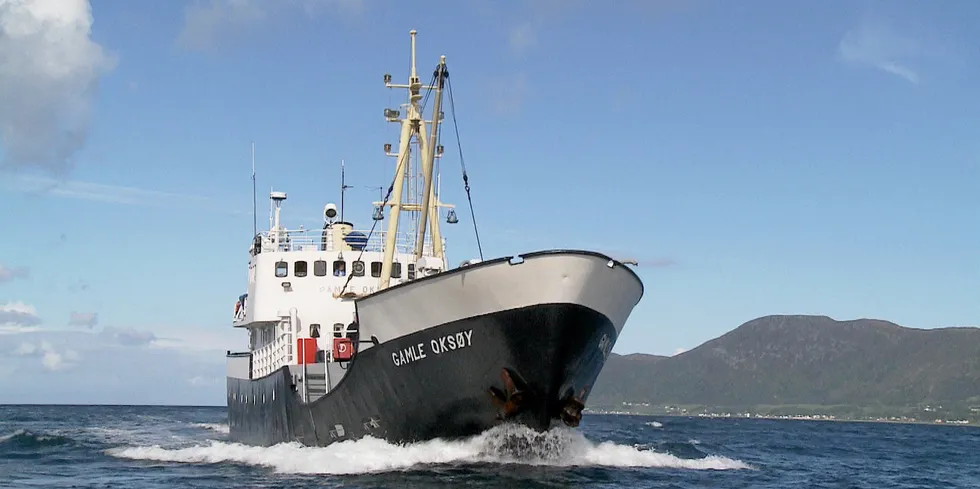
[227, 30, 460, 401]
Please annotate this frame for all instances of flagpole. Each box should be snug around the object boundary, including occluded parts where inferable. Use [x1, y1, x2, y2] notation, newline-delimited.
[341, 159, 345, 222]
[251, 142, 257, 236]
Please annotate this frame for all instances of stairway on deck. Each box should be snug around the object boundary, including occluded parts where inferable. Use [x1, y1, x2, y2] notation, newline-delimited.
[306, 372, 327, 402]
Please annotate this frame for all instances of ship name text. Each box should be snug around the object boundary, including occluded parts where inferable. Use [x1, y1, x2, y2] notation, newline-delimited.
[321, 285, 379, 295]
[391, 329, 474, 367]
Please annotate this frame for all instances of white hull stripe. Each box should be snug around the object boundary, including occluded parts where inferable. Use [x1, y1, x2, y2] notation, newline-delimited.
[355, 250, 644, 345]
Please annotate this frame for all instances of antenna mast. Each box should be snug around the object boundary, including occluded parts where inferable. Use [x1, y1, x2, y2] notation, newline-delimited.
[251, 142, 257, 236]
[340, 159, 352, 222]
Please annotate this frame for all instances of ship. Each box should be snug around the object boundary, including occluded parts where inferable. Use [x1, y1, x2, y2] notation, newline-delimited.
[225, 30, 645, 447]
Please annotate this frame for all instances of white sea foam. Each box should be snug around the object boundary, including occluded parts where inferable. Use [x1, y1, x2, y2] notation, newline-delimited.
[0, 429, 26, 442]
[191, 423, 230, 434]
[645, 421, 664, 428]
[107, 424, 751, 474]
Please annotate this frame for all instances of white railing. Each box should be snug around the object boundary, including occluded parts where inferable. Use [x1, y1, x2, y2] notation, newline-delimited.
[259, 227, 435, 256]
[251, 329, 293, 378]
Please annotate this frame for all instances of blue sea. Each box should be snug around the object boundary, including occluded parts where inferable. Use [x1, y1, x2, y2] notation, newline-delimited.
[1, 405, 978, 488]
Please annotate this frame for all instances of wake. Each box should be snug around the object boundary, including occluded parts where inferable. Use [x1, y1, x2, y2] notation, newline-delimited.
[107, 423, 751, 474]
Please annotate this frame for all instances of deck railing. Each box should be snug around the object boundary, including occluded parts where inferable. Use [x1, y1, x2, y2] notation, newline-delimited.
[258, 227, 435, 256]
[251, 329, 293, 378]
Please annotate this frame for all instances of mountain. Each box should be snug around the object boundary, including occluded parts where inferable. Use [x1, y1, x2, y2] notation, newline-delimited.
[592, 315, 980, 409]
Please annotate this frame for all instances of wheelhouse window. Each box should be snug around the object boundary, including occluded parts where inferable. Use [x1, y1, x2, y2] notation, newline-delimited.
[352, 260, 365, 277]
[370, 261, 382, 278]
[313, 260, 327, 277]
[333, 323, 345, 338]
[333, 260, 347, 276]
[294, 261, 308, 278]
[275, 260, 288, 278]
[391, 262, 402, 278]
[408, 263, 416, 280]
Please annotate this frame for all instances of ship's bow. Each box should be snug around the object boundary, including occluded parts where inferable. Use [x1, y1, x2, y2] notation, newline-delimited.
[480, 300, 622, 430]
[352, 250, 644, 440]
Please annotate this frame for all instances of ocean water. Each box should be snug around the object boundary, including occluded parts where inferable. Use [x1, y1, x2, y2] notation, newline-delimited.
[1, 405, 978, 488]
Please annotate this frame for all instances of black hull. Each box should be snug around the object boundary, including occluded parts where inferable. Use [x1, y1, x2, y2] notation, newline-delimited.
[226, 302, 618, 447]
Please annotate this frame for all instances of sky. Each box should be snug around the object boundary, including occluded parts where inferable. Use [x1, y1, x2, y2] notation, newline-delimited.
[0, 0, 977, 405]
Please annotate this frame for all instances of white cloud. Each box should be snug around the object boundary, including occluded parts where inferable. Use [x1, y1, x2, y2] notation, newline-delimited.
[12, 339, 78, 371]
[150, 326, 244, 360]
[837, 15, 960, 86]
[0, 326, 233, 404]
[40, 341, 76, 371]
[4, 174, 208, 206]
[14, 341, 35, 355]
[176, 0, 267, 51]
[0, 0, 116, 172]
[673, 347, 687, 356]
[0, 325, 40, 335]
[0, 174, 246, 214]
[0, 301, 41, 332]
[69, 311, 98, 328]
[0, 263, 29, 283]
[100, 325, 156, 346]
[838, 22, 920, 84]
[176, 0, 363, 52]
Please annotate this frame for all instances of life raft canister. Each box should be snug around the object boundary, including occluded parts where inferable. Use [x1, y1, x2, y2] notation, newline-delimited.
[333, 337, 353, 361]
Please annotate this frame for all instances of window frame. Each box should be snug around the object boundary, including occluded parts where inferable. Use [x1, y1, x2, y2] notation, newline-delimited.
[333, 260, 347, 276]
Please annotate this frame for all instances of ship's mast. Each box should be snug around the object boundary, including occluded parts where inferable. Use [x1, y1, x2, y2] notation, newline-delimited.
[415, 56, 447, 261]
[340, 159, 352, 222]
[378, 30, 449, 288]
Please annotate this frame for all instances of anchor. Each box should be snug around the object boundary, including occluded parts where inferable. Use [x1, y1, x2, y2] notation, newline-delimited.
[558, 386, 589, 427]
[488, 367, 533, 420]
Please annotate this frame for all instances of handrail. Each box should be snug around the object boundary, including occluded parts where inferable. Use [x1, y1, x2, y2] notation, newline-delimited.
[251, 330, 293, 378]
[256, 227, 436, 255]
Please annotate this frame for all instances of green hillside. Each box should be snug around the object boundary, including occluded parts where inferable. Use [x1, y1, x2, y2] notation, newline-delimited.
[590, 315, 980, 418]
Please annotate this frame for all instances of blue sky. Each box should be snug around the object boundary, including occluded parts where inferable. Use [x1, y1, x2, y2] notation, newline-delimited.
[0, 0, 977, 405]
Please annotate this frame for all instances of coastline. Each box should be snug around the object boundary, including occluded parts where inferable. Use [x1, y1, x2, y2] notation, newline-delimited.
[584, 409, 979, 428]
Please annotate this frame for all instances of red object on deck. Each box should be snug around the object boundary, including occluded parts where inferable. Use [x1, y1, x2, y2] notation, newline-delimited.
[333, 337, 353, 361]
[297, 338, 318, 364]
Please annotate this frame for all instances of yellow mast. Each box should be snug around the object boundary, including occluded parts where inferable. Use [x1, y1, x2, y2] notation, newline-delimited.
[414, 56, 447, 261]
[378, 30, 450, 288]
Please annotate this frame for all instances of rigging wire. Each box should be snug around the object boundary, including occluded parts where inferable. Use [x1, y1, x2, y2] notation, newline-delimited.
[445, 71, 484, 260]
[335, 159, 403, 297]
